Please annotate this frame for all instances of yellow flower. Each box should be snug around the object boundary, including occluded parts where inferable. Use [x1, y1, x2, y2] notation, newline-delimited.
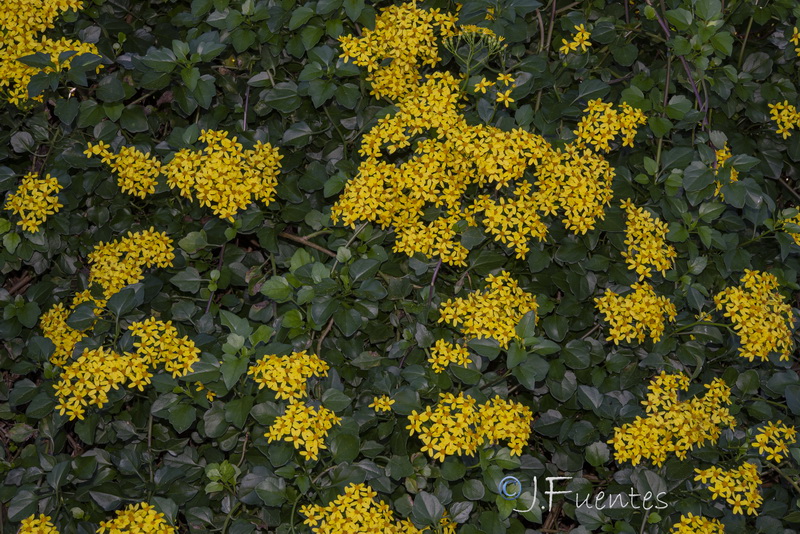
[18, 514, 59, 534]
[428, 339, 472, 373]
[301, 483, 423, 534]
[768, 100, 800, 138]
[369, 395, 395, 412]
[712, 142, 739, 197]
[247, 350, 329, 400]
[619, 199, 677, 279]
[751, 421, 797, 462]
[3, 172, 63, 232]
[496, 89, 514, 107]
[496, 73, 515, 85]
[609, 373, 735, 467]
[84, 143, 162, 198]
[163, 130, 282, 221]
[88, 228, 175, 299]
[438, 271, 537, 348]
[694, 462, 762, 515]
[53, 318, 199, 420]
[266, 400, 341, 461]
[594, 282, 676, 344]
[474, 77, 492, 93]
[0, 0, 101, 106]
[558, 24, 592, 55]
[407, 392, 533, 461]
[670, 513, 724, 534]
[97, 502, 175, 534]
[713, 269, 794, 362]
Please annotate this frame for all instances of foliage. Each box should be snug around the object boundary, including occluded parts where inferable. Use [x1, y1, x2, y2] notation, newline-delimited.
[2, 0, 800, 532]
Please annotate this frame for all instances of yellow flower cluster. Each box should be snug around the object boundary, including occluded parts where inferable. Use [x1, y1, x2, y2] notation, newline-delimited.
[694, 462, 762, 515]
[334, 4, 647, 265]
[54, 318, 198, 420]
[247, 350, 329, 400]
[620, 199, 677, 279]
[609, 372, 735, 466]
[339, 2, 457, 100]
[428, 339, 472, 373]
[128, 317, 201, 378]
[39, 299, 89, 366]
[768, 101, 800, 138]
[670, 513, 724, 534]
[713, 269, 794, 362]
[751, 420, 797, 462]
[791, 27, 800, 56]
[575, 100, 647, 151]
[369, 395, 395, 412]
[40, 229, 174, 367]
[85, 130, 282, 221]
[85, 141, 162, 198]
[4, 172, 63, 232]
[97, 502, 175, 534]
[780, 207, 800, 246]
[713, 143, 739, 196]
[18, 514, 59, 534]
[54, 347, 140, 420]
[163, 130, 282, 221]
[594, 282, 676, 344]
[88, 228, 175, 299]
[266, 400, 341, 461]
[558, 24, 592, 55]
[300, 483, 423, 534]
[407, 392, 533, 461]
[438, 271, 537, 348]
[0, 0, 100, 106]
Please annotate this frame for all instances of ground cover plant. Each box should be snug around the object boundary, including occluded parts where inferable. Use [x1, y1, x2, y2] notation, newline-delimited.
[1, 0, 800, 532]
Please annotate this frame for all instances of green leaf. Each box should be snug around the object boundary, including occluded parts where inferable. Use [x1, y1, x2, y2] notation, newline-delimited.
[66, 301, 97, 330]
[107, 285, 144, 316]
[665, 8, 693, 30]
[695, 0, 721, 20]
[221, 354, 250, 390]
[168, 404, 196, 433]
[334, 307, 361, 336]
[343, 0, 364, 20]
[322, 388, 352, 411]
[171, 267, 204, 293]
[648, 116, 673, 137]
[412, 491, 444, 526]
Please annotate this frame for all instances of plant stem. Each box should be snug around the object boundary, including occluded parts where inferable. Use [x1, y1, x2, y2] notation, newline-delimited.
[766, 461, 800, 495]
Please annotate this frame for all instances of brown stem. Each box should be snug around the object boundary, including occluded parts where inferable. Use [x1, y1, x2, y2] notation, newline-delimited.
[316, 317, 335, 355]
[278, 231, 336, 258]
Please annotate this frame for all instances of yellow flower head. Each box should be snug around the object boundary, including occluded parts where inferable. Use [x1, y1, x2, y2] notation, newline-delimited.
[301, 483, 423, 534]
[428, 339, 472, 373]
[751, 420, 797, 463]
[438, 271, 537, 348]
[4, 172, 63, 232]
[694, 462, 763, 515]
[247, 350, 329, 400]
[266, 400, 341, 461]
[670, 513, 724, 534]
[619, 199, 677, 279]
[713, 269, 794, 362]
[609, 372, 735, 467]
[594, 282, 676, 344]
[97, 502, 175, 534]
[407, 392, 533, 461]
[18, 514, 59, 534]
[369, 395, 395, 412]
[0, 0, 101, 106]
